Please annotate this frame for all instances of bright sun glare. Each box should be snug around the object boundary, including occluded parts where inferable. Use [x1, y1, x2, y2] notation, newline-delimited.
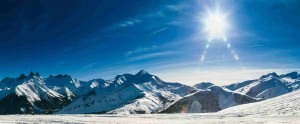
[200, 8, 239, 62]
[204, 11, 228, 41]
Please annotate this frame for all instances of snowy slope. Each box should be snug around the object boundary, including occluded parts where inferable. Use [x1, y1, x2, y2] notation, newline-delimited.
[219, 89, 300, 116]
[162, 85, 259, 113]
[57, 70, 195, 114]
[224, 72, 300, 99]
[107, 82, 182, 114]
[15, 76, 63, 102]
[44, 74, 80, 98]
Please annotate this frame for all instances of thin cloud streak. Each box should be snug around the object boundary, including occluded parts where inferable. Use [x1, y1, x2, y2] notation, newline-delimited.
[127, 51, 177, 62]
[125, 46, 158, 56]
[147, 27, 168, 37]
[125, 40, 184, 57]
[82, 63, 97, 70]
[115, 19, 142, 28]
[165, 2, 190, 12]
[245, 45, 265, 48]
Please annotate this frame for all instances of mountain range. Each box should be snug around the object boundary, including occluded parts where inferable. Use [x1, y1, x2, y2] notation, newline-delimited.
[0, 70, 298, 114]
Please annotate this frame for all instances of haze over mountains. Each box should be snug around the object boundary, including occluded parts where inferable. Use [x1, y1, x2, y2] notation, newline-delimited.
[0, 70, 298, 114]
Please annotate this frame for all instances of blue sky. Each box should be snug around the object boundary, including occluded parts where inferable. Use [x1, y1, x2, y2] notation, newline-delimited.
[1, 0, 300, 85]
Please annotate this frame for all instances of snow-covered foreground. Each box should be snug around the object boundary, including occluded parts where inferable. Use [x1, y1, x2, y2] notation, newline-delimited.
[0, 114, 298, 124]
[0, 90, 299, 123]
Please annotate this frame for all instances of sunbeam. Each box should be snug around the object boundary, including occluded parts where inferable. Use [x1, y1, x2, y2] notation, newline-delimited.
[200, 6, 239, 63]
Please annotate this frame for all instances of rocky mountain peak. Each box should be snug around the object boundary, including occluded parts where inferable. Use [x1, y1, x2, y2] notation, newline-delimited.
[260, 72, 279, 79]
[136, 70, 150, 76]
[194, 82, 214, 90]
[50, 74, 72, 79]
[281, 72, 299, 79]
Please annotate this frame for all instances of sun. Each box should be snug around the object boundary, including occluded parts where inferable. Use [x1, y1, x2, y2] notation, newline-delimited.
[203, 10, 228, 41]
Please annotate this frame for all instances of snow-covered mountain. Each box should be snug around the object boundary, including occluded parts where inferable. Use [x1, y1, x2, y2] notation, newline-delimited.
[161, 85, 259, 113]
[57, 70, 196, 114]
[0, 70, 298, 115]
[44, 74, 80, 99]
[0, 70, 195, 114]
[0, 72, 72, 114]
[224, 72, 300, 99]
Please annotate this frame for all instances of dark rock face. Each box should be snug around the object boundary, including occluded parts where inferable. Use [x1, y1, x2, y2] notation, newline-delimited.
[0, 93, 72, 114]
[0, 93, 34, 114]
[161, 86, 259, 114]
[161, 91, 220, 113]
[18, 74, 26, 81]
[233, 93, 259, 104]
[33, 97, 73, 114]
[281, 72, 299, 79]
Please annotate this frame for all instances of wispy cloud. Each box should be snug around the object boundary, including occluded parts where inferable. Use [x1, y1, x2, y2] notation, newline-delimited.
[166, 2, 189, 12]
[244, 45, 265, 48]
[82, 63, 97, 70]
[108, 2, 190, 30]
[128, 51, 177, 61]
[125, 40, 184, 57]
[117, 19, 142, 28]
[125, 46, 158, 56]
[147, 27, 168, 37]
[145, 2, 189, 18]
[166, 21, 182, 26]
[146, 10, 165, 18]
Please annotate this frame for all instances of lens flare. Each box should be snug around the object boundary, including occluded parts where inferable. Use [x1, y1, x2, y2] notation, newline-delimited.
[200, 6, 239, 63]
[203, 10, 228, 41]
